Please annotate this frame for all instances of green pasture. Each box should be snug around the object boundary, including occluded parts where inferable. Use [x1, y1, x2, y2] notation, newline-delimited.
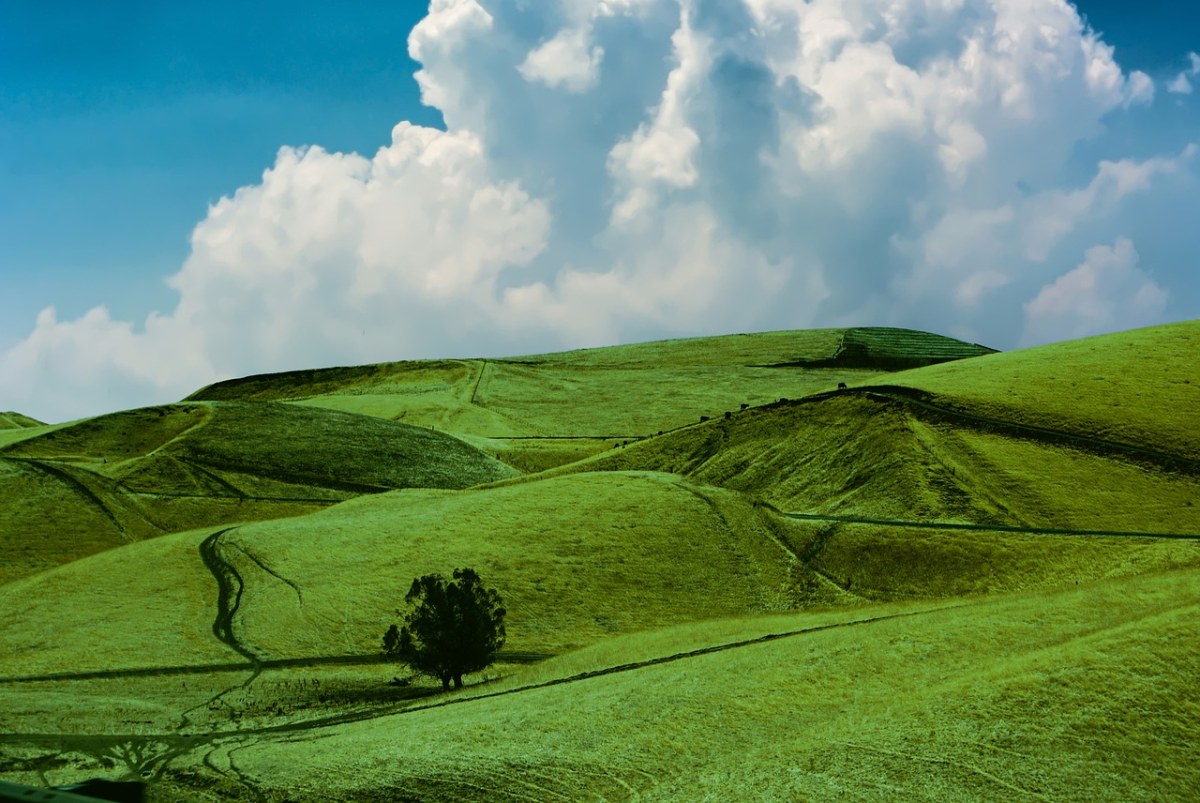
[0, 411, 43, 430]
[152, 567, 1200, 801]
[885, 319, 1200, 456]
[0, 401, 514, 584]
[188, 327, 989, 441]
[2, 321, 1199, 801]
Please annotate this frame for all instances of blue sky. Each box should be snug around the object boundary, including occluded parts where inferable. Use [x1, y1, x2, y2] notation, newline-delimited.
[1, 0, 1198, 422]
[1, 1, 441, 349]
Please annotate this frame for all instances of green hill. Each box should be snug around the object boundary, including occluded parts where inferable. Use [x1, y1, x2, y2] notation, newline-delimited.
[0, 401, 515, 584]
[0, 411, 43, 430]
[170, 566, 1200, 802]
[561, 321, 1200, 523]
[2, 320, 1198, 801]
[0, 472, 795, 682]
[883, 319, 1200, 457]
[185, 327, 999, 475]
[187, 328, 994, 439]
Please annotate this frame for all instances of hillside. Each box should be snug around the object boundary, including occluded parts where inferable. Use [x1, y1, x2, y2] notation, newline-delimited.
[2, 321, 1198, 801]
[0, 473, 794, 681]
[0, 401, 515, 584]
[186, 328, 992, 441]
[171, 566, 1200, 802]
[561, 322, 1200, 523]
[883, 319, 1200, 457]
[0, 411, 43, 430]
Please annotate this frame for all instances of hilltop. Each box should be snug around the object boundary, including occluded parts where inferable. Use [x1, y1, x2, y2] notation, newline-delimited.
[187, 327, 993, 436]
[0, 412, 43, 430]
[0, 401, 513, 584]
[1, 321, 1198, 801]
[186, 327, 996, 472]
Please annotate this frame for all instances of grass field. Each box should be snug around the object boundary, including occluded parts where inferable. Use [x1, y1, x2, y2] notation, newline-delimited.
[1, 322, 1198, 801]
[0, 401, 514, 584]
[0, 411, 43, 430]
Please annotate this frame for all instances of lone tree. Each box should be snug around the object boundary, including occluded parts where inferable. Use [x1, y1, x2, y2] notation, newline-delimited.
[383, 567, 506, 691]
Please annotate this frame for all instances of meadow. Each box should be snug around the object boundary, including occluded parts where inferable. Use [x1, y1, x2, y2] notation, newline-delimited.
[1, 323, 1197, 801]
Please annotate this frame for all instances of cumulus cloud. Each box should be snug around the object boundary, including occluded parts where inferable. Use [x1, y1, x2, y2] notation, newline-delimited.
[519, 27, 606, 92]
[2, 0, 1196, 422]
[1168, 51, 1200, 95]
[1021, 237, 1168, 345]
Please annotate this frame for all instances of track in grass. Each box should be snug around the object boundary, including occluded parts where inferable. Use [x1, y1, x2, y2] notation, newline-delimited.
[0, 598, 973, 747]
[782, 512, 1200, 540]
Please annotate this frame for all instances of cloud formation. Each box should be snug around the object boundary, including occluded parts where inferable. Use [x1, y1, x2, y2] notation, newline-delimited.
[1167, 51, 1200, 95]
[3, 0, 1196, 422]
[1022, 237, 1167, 345]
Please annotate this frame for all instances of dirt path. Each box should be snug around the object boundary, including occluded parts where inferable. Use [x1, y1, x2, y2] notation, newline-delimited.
[198, 528, 258, 665]
[782, 511, 1200, 540]
[469, 359, 488, 405]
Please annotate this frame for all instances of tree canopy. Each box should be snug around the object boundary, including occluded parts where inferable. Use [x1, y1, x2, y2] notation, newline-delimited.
[383, 567, 506, 691]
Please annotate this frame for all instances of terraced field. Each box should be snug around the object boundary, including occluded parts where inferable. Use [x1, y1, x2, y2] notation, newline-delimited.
[2, 322, 1198, 801]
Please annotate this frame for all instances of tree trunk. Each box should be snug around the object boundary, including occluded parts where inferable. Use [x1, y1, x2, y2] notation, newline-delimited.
[440, 674, 451, 691]
[453, 674, 463, 689]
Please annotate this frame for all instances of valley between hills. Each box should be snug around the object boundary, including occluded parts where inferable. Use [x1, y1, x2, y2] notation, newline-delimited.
[1, 323, 1198, 801]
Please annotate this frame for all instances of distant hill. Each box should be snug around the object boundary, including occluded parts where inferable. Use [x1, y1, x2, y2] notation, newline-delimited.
[187, 327, 998, 470]
[0, 411, 43, 430]
[0, 401, 515, 585]
[566, 321, 1200, 515]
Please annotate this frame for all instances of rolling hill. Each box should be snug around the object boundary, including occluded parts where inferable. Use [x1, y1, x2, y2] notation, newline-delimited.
[0, 412, 43, 430]
[0, 401, 514, 585]
[1, 321, 1198, 801]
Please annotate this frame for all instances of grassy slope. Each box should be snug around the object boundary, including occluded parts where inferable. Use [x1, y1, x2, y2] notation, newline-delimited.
[5, 322, 1200, 800]
[884, 319, 1200, 456]
[186, 328, 996, 477]
[0, 525, 227, 677]
[558, 322, 1200, 530]
[189, 328, 990, 440]
[0, 472, 797, 681]
[200, 566, 1200, 802]
[0, 402, 515, 585]
[0, 411, 44, 430]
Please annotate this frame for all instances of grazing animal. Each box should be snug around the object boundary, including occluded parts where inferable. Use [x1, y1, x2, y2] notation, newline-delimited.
[724, 411, 732, 420]
[837, 382, 848, 391]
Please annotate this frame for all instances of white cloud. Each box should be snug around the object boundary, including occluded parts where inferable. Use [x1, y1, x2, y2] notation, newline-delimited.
[1168, 73, 1193, 95]
[1021, 238, 1168, 345]
[519, 27, 606, 92]
[2, 0, 1196, 422]
[1168, 51, 1200, 95]
[1018, 145, 1196, 261]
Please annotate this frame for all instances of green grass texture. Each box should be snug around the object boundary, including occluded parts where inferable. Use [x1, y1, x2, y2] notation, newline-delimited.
[2, 321, 1198, 801]
[0, 401, 514, 584]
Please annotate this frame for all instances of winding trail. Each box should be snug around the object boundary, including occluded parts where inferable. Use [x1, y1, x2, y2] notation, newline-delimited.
[230, 542, 303, 605]
[198, 528, 259, 666]
[178, 527, 264, 733]
[782, 511, 1200, 540]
